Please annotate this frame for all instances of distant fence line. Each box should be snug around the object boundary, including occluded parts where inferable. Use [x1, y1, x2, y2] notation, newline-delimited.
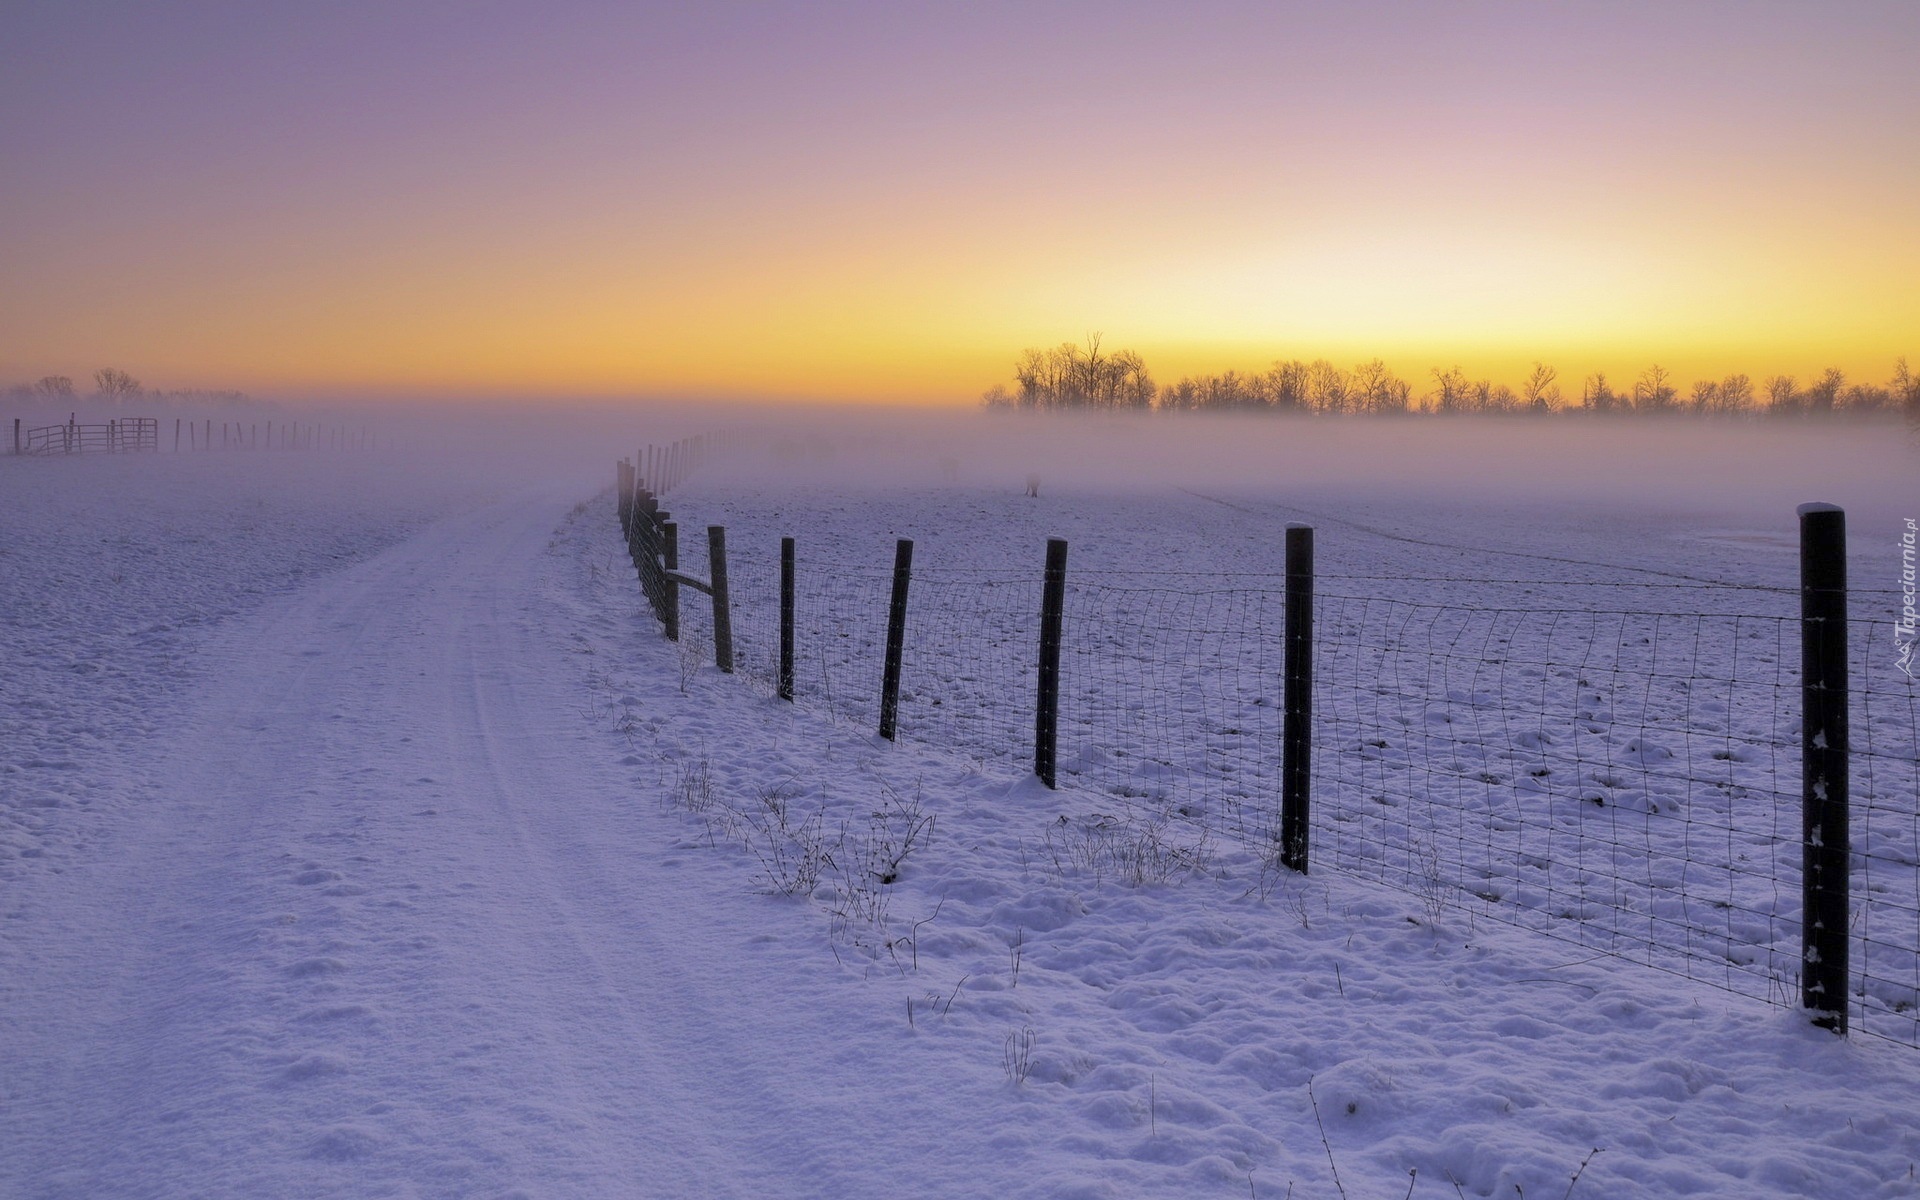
[11, 415, 375, 456]
[15, 417, 157, 455]
[612, 454, 1919, 1049]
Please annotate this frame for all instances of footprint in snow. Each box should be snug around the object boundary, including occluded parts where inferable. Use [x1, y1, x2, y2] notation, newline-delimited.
[306, 1124, 383, 1161]
[277, 1052, 350, 1084]
[288, 958, 348, 978]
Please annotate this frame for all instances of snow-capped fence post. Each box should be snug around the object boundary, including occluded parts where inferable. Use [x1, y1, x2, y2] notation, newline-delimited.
[878, 538, 914, 741]
[779, 536, 796, 701]
[1280, 523, 1315, 872]
[1035, 537, 1069, 788]
[1798, 502, 1849, 1035]
[662, 521, 681, 642]
[707, 525, 734, 673]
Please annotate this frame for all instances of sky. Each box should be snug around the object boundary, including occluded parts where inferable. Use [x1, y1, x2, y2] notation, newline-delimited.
[2, 1, 1915, 405]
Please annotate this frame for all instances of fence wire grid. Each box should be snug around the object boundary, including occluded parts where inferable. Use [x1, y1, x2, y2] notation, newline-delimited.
[656, 518, 1918, 1048]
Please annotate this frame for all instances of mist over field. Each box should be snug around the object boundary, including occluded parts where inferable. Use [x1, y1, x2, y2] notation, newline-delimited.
[113, 398, 1901, 513]
[12, 400, 1908, 592]
[716, 407, 1913, 518]
[6, 398, 1919, 1198]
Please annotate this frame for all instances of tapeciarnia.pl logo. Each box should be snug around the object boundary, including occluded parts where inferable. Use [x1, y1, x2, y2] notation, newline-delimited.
[1899, 518, 1917, 678]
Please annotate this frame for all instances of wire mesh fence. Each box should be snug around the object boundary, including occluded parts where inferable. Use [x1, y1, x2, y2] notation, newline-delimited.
[618, 471, 1919, 1046]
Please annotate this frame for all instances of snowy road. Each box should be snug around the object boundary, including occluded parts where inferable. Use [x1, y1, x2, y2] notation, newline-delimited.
[2, 489, 984, 1199]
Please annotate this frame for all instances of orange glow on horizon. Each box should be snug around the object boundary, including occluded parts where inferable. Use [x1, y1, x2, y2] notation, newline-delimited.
[2, 5, 1914, 407]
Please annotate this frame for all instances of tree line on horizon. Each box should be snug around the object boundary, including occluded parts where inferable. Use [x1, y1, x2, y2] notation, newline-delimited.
[982, 338, 1920, 417]
[3, 368, 255, 408]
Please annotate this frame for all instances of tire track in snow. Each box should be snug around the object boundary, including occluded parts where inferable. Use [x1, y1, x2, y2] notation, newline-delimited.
[0, 488, 910, 1199]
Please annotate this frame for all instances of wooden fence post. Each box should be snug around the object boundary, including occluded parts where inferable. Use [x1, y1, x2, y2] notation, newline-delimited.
[617, 460, 632, 537]
[1281, 524, 1314, 872]
[1035, 538, 1069, 787]
[708, 525, 734, 673]
[878, 538, 914, 741]
[662, 521, 680, 642]
[779, 536, 796, 701]
[1799, 502, 1849, 1034]
[641, 499, 664, 621]
[637, 495, 660, 618]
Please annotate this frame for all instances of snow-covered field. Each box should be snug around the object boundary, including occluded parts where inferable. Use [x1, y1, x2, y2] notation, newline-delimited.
[3, 412, 1917, 1198]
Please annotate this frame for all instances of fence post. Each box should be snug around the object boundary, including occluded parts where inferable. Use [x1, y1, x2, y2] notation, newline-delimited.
[1035, 538, 1069, 787]
[779, 536, 796, 701]
[878, 538, 914, 741]
[638, 498, 663, 621]
[708, 525, 734, 673]
[1799, 502, 1849, 1034]
[662, 521, 680, 642]
[1281, 524, 1315, 872]
[617, 460, 632, 537]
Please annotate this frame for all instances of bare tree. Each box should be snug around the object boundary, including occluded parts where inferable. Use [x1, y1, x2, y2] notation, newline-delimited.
[1583, 372, 1619, 412]
[1765, 374, 1801, 414]
[1307, 360, 1350, 413]
[1262, 360, 1308, 411]
[1804, 367, 1844, 414]
[1632, 365, 1676, 412]
[1717, 373, 1754, 415]
[1893, 357, 1919, 413]
[1115, 350, 1156, 409]
[1689, 378, 1720, 413]
[93, 368, 141, 399]
[1429, 366, 1470, 413]
[1381, 375, 1413, 414]
[1200, 370, 1258, 410]
[1841, 382, 1892, 413]
[1520, 362, 1560, 412]
[1077, 333, 1105, 406]
[32, 375, 75, 397]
